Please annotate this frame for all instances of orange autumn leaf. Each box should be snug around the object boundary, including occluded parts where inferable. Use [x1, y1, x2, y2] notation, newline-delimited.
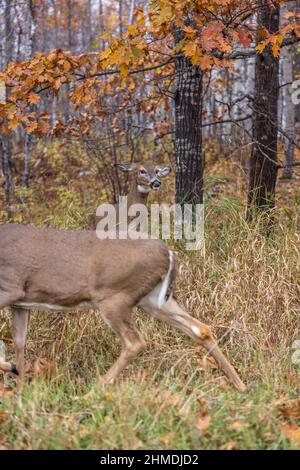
[8, 117, 19, 131]
[281, 424, 300, 447]
[28, 93, 40, 105]
[195, 415, 211, 432]
[26, 121, 38, 133]
[228, 421, 247, 432]
[274, 397, 300, 419]
[0, 385, 14, 397]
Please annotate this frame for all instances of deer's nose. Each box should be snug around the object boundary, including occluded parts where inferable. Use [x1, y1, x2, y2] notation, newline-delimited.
[151, 179, 161, 190]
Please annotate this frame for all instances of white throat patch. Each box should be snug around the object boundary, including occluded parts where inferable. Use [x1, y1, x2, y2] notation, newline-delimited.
[137, 185, 151, 194]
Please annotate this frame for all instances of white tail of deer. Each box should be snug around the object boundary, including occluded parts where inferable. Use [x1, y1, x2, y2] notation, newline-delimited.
[0, 224, 246, 392]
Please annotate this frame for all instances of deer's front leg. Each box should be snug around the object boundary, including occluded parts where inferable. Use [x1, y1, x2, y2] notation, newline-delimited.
[11, 307, 30, 390]
[98, 297, 146, 385]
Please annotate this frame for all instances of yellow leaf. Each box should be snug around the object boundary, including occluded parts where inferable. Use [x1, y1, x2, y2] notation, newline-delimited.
[9, 117, 19, 131]
[100, 48, 111, 61]
[256, 40, 268, 54]
[272, 42, 281, 58]
[120, 63, 129, 77]
[127, 24, 139, 36]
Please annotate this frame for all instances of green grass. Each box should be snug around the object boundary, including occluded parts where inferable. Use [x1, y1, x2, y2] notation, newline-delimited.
[1, 367, 298, 449]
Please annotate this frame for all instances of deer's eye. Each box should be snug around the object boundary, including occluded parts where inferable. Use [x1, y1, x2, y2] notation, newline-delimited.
[139, 169, 147, 176]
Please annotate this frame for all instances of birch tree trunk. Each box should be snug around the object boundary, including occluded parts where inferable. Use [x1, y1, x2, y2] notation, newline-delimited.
[23, 0, 37, 188]
[65, 0, 72, 122]
[281, 45, 295, 179]
[0, 0, 13, 219]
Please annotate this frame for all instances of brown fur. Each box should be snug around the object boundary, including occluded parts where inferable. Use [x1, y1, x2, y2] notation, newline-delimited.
[0, 223, 246, 392]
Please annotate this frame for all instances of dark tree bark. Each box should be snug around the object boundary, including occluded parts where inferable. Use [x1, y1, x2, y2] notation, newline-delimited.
[247, 1, 280, 220]
[174, 29, 203, 208]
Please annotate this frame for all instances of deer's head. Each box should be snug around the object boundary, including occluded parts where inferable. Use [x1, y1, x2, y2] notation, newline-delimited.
[116, 161, 171, 194]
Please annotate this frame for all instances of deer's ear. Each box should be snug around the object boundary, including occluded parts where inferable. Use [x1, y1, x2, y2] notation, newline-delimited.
[157, 166, 171, 177]
[115, 163, 135, 173]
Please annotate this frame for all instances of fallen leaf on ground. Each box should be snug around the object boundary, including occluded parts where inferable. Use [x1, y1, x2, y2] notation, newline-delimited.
[218, 378, 230, 391]
[0, 385, 14, 397]
[228, 421, 247, 432]
[195, 414, 211, 432]
[219, 440, 238, 450]
[280, 424, 300, 447]
[274, 397, 300, 419]
[197, 398, 208, 417]
[161, 391, 181, 408]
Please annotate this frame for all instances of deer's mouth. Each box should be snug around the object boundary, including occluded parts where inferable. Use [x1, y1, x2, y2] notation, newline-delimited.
[150, 179, 161, 190]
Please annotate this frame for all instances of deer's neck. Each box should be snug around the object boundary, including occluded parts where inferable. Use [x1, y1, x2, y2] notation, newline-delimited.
[127, 180, 150, 207]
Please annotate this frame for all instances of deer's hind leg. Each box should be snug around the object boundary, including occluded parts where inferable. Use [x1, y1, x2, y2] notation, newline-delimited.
[140, 296, 246, 392]
[11, 307, 30, 390]
[98, 296, 146, 385]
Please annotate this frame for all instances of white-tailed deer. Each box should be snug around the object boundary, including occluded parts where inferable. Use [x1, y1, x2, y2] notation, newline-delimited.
[90, 161, 171, 229]
[0, 224, 246, 392]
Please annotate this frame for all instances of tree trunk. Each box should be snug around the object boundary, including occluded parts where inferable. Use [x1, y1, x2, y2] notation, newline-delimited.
[174, 29, 203, 208]
[0, 137, 13, 220]
[281, 46, 295, 179]
[65, 0, 72, 122]
[279, 1, 296, 179]
[293, 1, 300, 130]
[0, 0, 13, 219]
[118, 0, 123, 37]
[23, 0, 37, 188]
[23, 133, 32, 188]
[247, 1, 280, 221]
